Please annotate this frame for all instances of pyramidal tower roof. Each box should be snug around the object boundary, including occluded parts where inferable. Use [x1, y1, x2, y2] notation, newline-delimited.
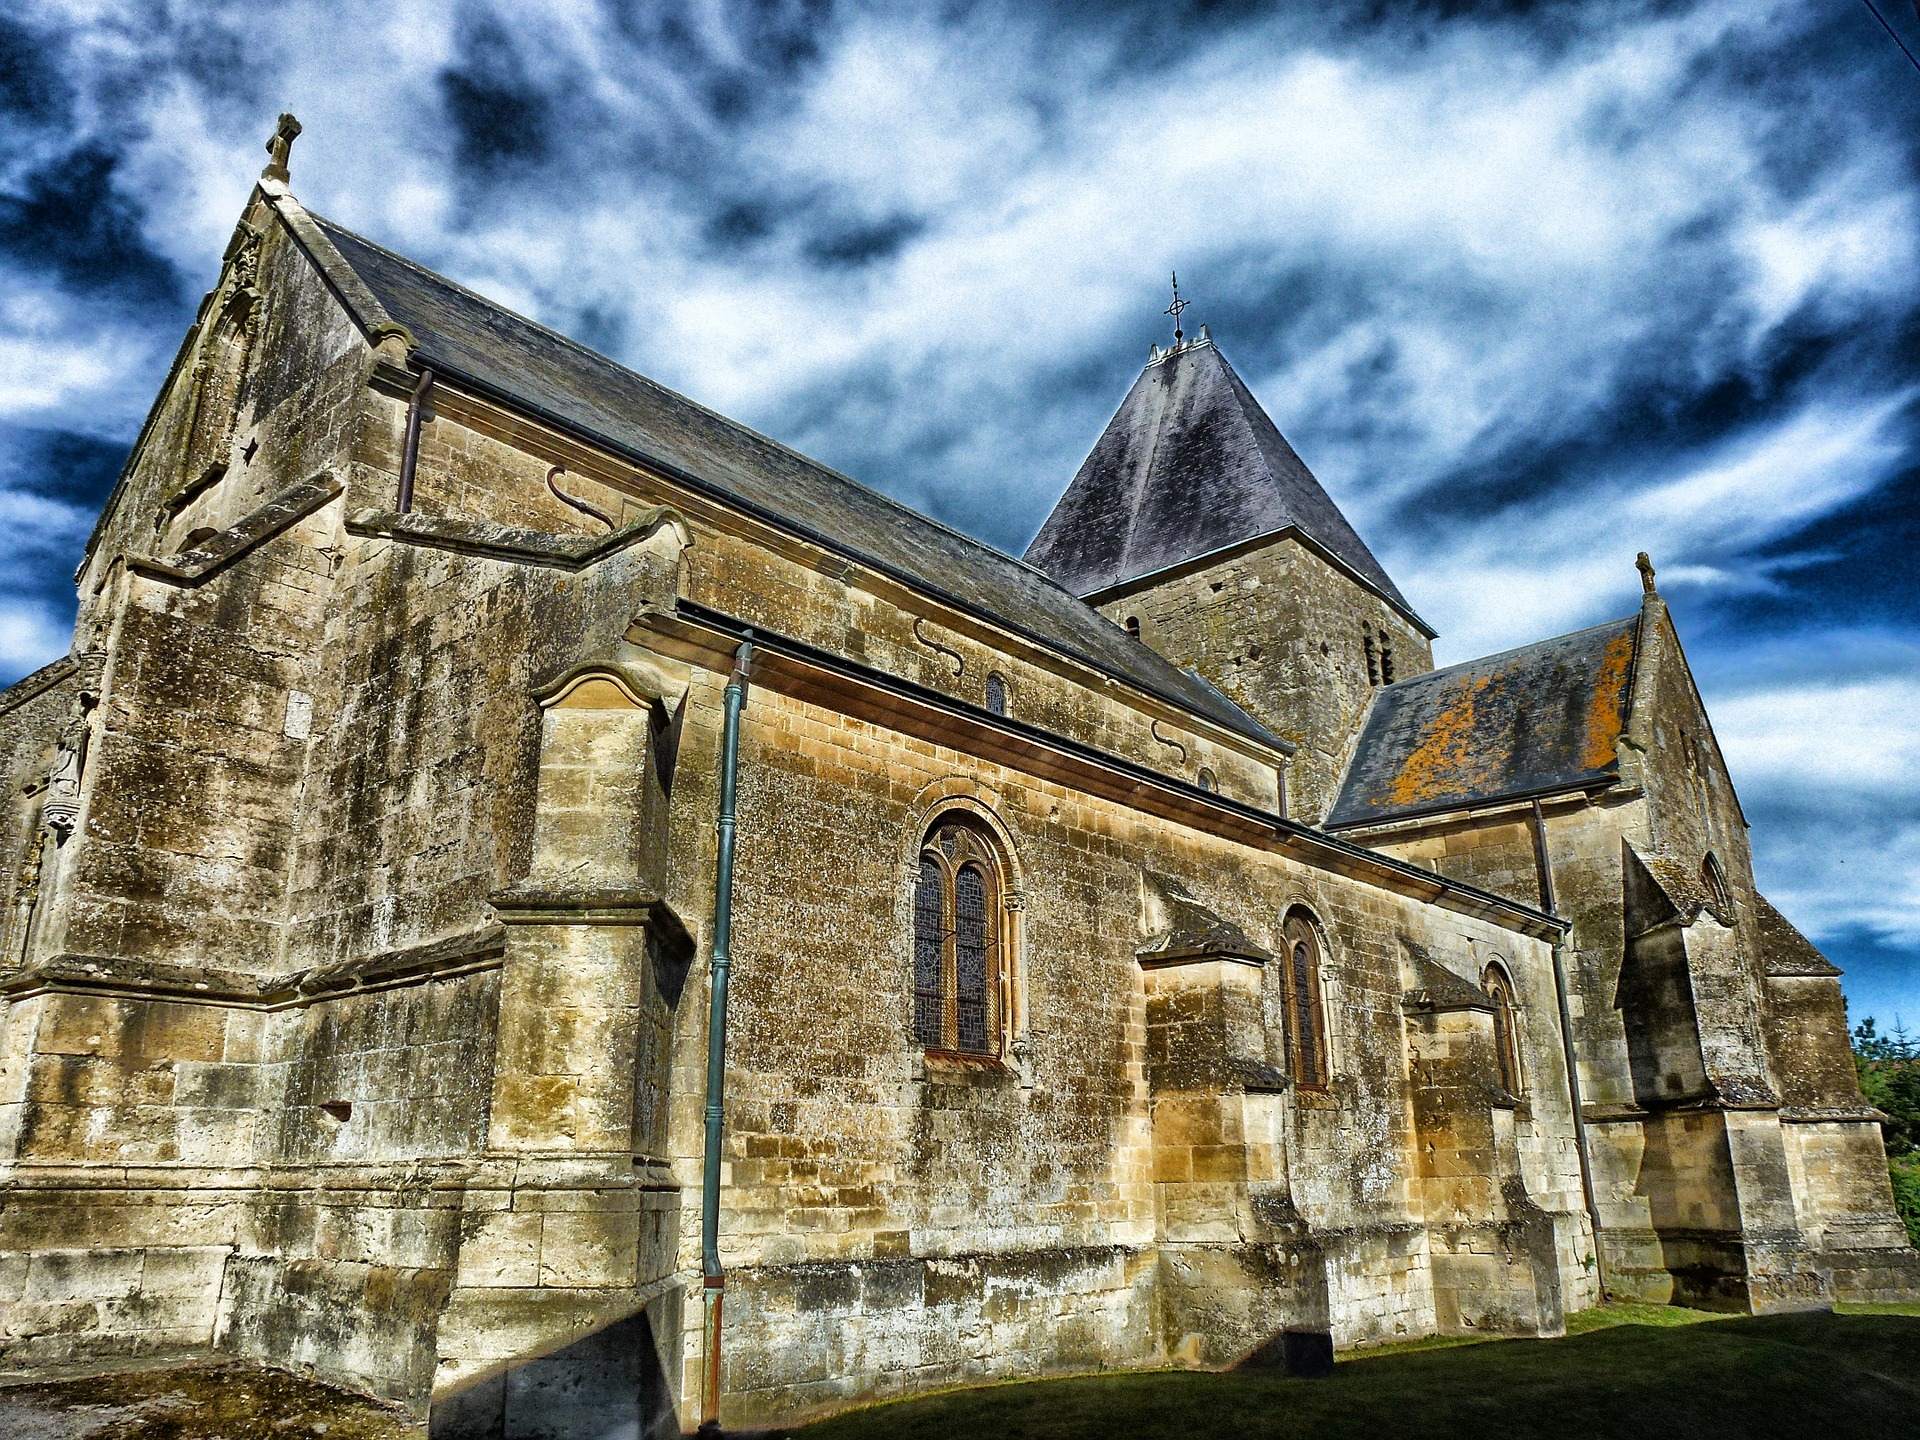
[1024, 331, 1425, 630]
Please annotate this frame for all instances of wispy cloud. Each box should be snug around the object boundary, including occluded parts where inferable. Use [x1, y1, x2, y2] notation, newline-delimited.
[2, 0, 1917, 1013]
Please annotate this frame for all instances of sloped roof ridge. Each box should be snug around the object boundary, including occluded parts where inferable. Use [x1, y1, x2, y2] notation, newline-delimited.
[1025, 334, 1420, 622]
[299, 209, 1281, 749]
[308, 211, 1073, 583]
[1395, 615, 1641, 688]
[1208, 350, 1407, 603]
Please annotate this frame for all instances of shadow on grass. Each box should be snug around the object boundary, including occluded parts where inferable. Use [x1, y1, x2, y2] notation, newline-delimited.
[793, 1310, 1920, 1440]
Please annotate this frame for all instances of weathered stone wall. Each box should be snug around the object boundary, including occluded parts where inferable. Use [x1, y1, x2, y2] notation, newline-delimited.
[693, 672, 1587, 1423]
[1092, 536, 1433, 824]
[0, 188, 1607, 1431]
[1349, 598, 1915, 1311]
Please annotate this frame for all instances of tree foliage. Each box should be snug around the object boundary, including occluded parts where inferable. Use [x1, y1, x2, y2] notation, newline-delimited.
[1854, 1017, 1920, 1248]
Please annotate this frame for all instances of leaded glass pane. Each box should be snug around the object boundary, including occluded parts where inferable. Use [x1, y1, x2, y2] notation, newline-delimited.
[1292, 939, 1322, 1088]
[913, 859, 945, 1047]
[955, 864, 990, 1053]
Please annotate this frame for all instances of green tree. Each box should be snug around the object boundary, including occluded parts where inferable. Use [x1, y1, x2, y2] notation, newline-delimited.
[1854, 1016, 1920, 1248]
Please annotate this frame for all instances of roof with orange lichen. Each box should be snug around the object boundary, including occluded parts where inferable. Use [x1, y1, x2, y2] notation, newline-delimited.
[1325, 617, 1640, 829]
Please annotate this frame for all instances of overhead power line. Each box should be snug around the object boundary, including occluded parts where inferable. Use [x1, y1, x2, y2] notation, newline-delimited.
[1859, 0, 1920, 76]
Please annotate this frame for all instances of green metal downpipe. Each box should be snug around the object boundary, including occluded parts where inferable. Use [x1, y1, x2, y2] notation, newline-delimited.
[700, 637, 752, 1432]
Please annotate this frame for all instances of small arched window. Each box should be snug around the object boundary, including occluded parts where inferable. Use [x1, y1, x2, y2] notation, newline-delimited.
[985, 672, 1008, 716]
[1483, 962, 1522, 1099]
[911, 818, 1004, 1056]
[1701, 853, 1732, 920]
[1279, 909, 1330, 1090]
[1363, 633, 1380, 686]
[1125, 615, 1141, 639]
[1197, 766, 1218, 793]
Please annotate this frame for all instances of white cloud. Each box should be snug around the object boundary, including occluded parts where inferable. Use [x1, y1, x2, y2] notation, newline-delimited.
[0, 602, 72, 676]
[1406, 395, 1913, 663]
[4, 0, 1917, 1016]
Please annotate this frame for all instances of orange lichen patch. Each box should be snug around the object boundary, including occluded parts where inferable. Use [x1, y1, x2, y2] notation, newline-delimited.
[1382, 672, 1504, 808]
[1580, 630, 1636, 773]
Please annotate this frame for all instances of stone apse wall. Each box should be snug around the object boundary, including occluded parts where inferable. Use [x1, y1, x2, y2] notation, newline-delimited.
[0, 188, 1600, 1430]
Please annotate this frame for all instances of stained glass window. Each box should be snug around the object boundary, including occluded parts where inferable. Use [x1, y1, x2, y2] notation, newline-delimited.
[913, 859, 945, 1048]
[955, 865, 990, 1053]
[1484, 964, 1522, 1098]
[986, 673, 1007, 716]
[1279, 912, 1329, 1091]
[913, 820, 1003, 1057]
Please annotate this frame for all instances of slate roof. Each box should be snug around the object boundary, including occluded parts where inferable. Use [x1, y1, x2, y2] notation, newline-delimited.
[295, 211, 1281, 749]
[1325, 616, 1640, 829]
[1022, 336, 1421, 625]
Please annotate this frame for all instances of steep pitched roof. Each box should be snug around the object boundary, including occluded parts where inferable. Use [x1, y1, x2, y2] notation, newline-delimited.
[287, 207, 1281, 750]
[1022, 335, 1421, 626]
[1325, 616, 1640, 829]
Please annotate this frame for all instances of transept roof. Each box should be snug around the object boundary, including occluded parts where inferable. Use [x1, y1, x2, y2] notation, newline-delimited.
[1325, 616, 1640, 829]
[1022, 335, 1422, 628]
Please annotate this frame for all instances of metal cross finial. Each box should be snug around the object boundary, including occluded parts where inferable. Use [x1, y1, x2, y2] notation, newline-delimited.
[1165, 272, 1190, 343]
[1636, 551, 1657, 594]
[262, 113, 302, 184]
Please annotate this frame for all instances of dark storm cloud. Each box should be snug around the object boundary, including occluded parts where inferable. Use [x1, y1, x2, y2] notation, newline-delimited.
[0, 17, 72, 124]
[1, 0, 1917, 1014]
[0, 147, 182, 304]
[441, 17, 558, 173]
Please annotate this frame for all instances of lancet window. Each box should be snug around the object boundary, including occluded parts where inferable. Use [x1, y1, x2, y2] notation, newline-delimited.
[1278, 908, 1330, 1090]
[1483, 962, 1522, 1099]
[1701, 853, 1732, 920]
[911, 818, 1004, 1057]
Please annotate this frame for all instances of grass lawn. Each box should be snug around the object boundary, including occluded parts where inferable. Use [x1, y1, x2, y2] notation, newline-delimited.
[794, 1305, 1920, 1440]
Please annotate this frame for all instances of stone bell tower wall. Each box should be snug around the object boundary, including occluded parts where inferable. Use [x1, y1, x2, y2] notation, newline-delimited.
[1091, 534, 1432, 825]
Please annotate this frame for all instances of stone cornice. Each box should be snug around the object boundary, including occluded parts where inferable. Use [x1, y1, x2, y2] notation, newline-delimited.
[127, 472, 343, 587]
[0, 925, 507, 1010]
[345, 505, 692, 571]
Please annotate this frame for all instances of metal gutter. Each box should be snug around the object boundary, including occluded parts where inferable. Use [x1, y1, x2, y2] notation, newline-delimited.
[699, 638, 753, 1433]
[1324, 776, 1620, 836]
[397, 368, 434, 513]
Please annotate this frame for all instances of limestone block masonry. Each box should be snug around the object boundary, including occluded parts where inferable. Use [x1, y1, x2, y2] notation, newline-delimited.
[0, 132, 1906, 1434]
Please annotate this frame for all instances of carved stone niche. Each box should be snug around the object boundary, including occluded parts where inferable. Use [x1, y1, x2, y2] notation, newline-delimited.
[164, 225, 264, 541]
[527, 664, 684, 891]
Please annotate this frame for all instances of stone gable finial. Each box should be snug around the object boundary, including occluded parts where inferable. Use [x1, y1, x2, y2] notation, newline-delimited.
[262, 113, 302, 184]
[1636, 551, 1657, 595]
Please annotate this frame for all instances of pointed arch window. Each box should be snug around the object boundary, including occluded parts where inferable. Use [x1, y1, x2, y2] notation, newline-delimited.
[1482, 962, 1522, 1099]
[985, 672, 1008, 717]
[1279, 909, 1329, 1090]
[1701, 852, 1732, 921]
[911, 818, 1004, 1056]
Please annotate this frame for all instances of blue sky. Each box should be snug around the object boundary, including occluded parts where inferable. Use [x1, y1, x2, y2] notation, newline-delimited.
[2, 0, 1917, 1026]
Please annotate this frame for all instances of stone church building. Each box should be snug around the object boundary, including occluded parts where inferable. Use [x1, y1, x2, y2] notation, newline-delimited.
[0, 122, 1913, 1434]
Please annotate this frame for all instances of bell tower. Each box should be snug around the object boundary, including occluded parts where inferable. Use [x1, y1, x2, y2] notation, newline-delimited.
[1025, 328, 1432, 822]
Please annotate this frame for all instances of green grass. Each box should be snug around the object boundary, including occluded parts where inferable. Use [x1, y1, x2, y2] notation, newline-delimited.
[794, 1308, 1920, 1440]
